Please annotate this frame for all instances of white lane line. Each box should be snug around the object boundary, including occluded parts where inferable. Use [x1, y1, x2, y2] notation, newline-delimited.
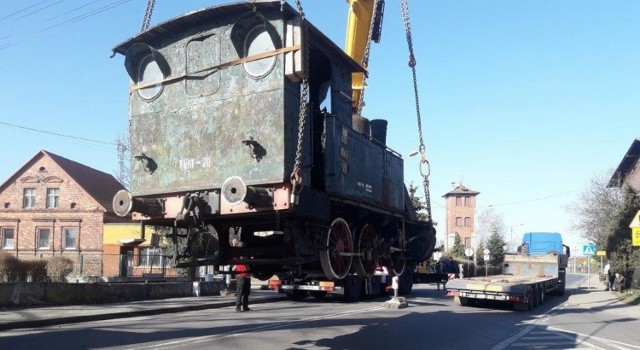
[128, 305, 386, 350]
[547, 326, 640, 350]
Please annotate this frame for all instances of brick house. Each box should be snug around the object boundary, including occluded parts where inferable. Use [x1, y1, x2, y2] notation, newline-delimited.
[0, 150, 126, 277]
[608, 139, 640, 190]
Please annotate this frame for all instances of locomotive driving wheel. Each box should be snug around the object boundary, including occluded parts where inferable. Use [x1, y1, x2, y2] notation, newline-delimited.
[353, 223, 380, 278]
[320, 218, 353, 280]
[383, 235, 406, 277]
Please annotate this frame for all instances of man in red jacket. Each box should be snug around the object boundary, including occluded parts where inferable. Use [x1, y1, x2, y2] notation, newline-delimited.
[232, 239, 251, 312]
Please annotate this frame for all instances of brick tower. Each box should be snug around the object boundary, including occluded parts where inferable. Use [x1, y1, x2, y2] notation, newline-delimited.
[443, 183, 480, 251]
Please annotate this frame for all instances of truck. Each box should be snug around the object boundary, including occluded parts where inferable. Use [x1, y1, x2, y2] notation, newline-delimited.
[446, 232, 570, 311]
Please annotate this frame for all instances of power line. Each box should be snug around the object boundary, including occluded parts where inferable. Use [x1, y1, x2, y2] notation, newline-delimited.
[15, 0, 65, 22]
[0, 0, 133, 51]
[0, 120, 115, 146]
[0, 0, 53, 22]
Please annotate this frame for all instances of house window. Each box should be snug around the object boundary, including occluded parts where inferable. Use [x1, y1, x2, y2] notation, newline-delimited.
[63, 228, 77, 250]
[464, 217, 472, 227]
[139, 247, 164, 267]
[464, 196, 470, 206]
[464, 237, 471, 248]
[37, 229, 51, 249]
[23, 188, 36, 208]
[455, 217, 463, 227]
[2, 228, 15, 249]
[455, 197, 462, 206]
[46, 188, 59, 209]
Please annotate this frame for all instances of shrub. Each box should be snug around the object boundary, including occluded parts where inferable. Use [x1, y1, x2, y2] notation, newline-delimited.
[0, 253, 19, 282]
[23, 260, 48, 282]
[47, 257, 74, 282]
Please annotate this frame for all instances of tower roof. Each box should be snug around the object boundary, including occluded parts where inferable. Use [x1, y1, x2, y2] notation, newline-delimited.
[442, 184, 480, 197]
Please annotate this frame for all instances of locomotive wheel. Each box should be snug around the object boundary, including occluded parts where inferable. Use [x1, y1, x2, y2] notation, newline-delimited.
[383, 237, 406, 277]
[353, 223, 379, 278]
[320, 218, 353, 280]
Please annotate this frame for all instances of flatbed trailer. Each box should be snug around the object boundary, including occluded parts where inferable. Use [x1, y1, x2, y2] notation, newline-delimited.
[446, 253, 567, 311]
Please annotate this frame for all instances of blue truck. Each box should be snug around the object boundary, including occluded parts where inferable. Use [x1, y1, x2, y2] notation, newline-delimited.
[446, 232, 570, 311]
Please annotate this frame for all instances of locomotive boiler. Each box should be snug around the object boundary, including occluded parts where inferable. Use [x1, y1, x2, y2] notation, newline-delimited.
[112, 0, 436, 295]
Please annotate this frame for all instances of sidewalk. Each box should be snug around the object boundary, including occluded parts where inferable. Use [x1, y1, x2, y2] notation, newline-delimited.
[568, 273, 637, 318]
[0, 286, 285, 331]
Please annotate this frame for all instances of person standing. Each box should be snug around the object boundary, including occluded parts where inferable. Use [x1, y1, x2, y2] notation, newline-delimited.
[443, 257, 460, 291]
[612, 272, 625, 293]
[434, 260, 444, 291]
[603, 262, 612, 291]
[231, 238, 251, 312]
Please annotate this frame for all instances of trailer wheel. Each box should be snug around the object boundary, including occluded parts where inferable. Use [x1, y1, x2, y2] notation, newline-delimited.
[454, 296, 470, 306]
[320, 218, 353, 280]
[309, 291, 327, 300]
[398, 267, 414, 295]
[344, 275, 363, 302]
[286, 290, 308, 301]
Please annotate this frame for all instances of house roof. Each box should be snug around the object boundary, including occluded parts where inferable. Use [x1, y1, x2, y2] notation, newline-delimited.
[0, 150, 125, 213]
[608, 139, 640, 188]
[443, 184, 480, 197]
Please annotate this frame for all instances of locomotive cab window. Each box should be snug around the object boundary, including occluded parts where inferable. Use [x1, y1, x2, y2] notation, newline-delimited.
[137, 55, 164, 100]
[243, 24, 276, 78]
[124, 43, 171, 101]
[231, 12, 281, 79]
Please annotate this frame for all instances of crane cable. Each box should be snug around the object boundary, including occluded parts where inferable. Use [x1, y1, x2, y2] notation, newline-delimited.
[290, 0, 311, 204]
[400, 0, 432, 223]
[140, 0, 155, 32]
[355, 0, 380, 115]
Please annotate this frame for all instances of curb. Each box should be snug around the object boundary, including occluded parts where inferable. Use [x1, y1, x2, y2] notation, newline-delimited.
[0, 294, 288, 332]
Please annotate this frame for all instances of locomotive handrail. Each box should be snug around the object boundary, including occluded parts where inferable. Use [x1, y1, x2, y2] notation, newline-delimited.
[129, 44, 302, 92]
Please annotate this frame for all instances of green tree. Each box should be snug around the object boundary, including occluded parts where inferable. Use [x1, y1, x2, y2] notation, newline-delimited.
[408, 182, 428, 221]
[605, 186, 640, 284]
[475, 242, 486, 266]
[486, 230, 506, 267]
[450, 232, 465, 259]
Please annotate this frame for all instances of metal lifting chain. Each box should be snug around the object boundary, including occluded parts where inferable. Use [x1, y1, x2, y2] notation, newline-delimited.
[140, 0, 155, 32]
[400, 0, 432, 223]
[356, 0, 380, 115]
[290, 0, 311, 204]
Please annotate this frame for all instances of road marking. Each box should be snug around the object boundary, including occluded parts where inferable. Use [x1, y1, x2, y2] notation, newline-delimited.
[127, 305, 386, 350]
[547, 326, 640, 350]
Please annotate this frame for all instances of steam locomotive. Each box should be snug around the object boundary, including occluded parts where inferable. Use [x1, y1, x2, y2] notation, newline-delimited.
[112, 0, 435, 293]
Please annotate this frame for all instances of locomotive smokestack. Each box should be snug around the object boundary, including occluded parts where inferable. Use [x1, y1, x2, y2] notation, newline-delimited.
[370, 119, 388, 145]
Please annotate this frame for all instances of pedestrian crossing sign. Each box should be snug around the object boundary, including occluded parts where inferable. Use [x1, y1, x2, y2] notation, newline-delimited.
[582, 243, 596, 256]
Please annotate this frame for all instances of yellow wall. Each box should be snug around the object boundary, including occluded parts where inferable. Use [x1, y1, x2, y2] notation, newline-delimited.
[103, 223, 155, 244]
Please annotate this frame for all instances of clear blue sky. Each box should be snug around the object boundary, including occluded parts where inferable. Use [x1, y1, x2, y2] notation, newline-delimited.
[1, 1, 639, 255]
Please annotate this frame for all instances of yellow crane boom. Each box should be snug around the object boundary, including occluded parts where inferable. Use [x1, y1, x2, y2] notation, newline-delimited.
[345, 0, 384, 113]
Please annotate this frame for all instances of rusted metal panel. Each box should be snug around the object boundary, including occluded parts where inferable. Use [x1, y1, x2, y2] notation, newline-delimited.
[324, 115, 404, 209]
[125, 8, 288, 196]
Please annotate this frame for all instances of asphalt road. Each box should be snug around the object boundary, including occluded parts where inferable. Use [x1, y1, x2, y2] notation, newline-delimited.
[0, 274, 637, 350]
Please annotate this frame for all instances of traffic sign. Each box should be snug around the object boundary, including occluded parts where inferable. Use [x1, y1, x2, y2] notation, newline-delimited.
[483, 254, 490, 261]
[633, 227, 640, 247]
[582, 243, 596, 256]
[596, 250, 606, 256]
[465, 248, 474, 257]
[483, 248, 490, 255]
